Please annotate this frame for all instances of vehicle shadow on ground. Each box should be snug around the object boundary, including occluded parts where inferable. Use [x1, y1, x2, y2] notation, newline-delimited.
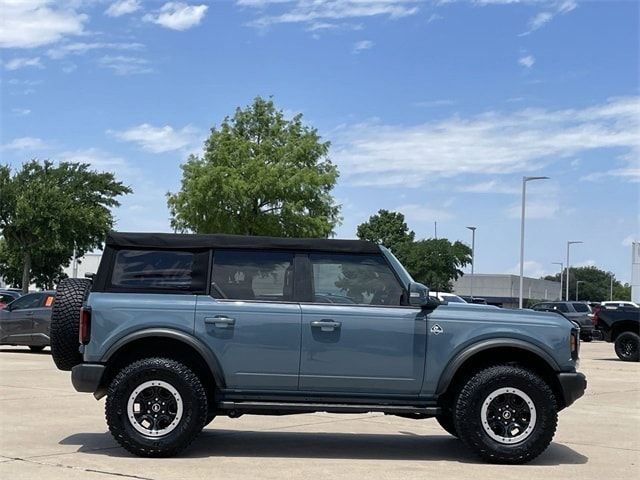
[60, 430, 587, 466]
[0, 348, 50, 354]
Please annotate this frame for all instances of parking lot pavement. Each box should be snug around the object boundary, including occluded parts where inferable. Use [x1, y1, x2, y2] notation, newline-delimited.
[0, 342, 638, 480]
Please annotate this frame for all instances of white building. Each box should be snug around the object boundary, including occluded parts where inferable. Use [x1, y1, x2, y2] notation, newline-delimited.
[62, 253, 102, 279]
[453, 274, 561, 308]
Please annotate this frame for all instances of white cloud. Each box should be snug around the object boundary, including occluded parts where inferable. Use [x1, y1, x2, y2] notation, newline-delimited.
[518, 54, 535, 68]
[58, 148, 129, 172]
[2, 137, 47, 150]
[240, 0, 419, 28]
[47, 42, 144, 59]
[98, 55, 153, 75]
[11, 108, 31, 116]
[4, 57, 43, 71]
[456, 180, 519, 194]
[332, 96, 640, 187]
[509, 260, 547, 278]
[519, 0, 577, 36]
[109, 123, 201, 153]
[0, 0, 87, 48]
[105, 0, 141, 17]
[396, 203, 454, 224]
[352, 40, 374, 54]
[574, 259, 596, 268]
[143, 2, 209, 31]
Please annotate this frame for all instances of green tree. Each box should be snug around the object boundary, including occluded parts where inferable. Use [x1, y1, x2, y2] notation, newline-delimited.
[356, 209, 415, 252]
[167, 97, 340, 237]
[0, 239, 69, 289]
[543, 266, 631, 301]
[398, 239, 472, 292]
[0, 160, 131, 292]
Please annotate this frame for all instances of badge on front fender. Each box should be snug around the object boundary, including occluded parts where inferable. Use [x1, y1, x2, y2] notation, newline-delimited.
[430, 324, 444, 335]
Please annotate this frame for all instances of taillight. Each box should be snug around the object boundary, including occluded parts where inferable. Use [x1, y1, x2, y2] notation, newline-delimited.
[570, 328, 580, 360]
[79, 307, 91, 345]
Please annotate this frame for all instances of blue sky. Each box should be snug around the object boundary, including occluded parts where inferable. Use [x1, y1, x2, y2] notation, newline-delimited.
[1, 0, 638, 283]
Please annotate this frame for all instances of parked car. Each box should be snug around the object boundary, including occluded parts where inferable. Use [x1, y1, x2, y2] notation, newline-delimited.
[593, 304, 640, 361]
[50, 231, 585, 464]
[600, 300, 640, 309]
[0, 291, 55, 351]
[429, 292, 467, 303]
[531, 301, 595, 341]
[0, 290, 22, 310]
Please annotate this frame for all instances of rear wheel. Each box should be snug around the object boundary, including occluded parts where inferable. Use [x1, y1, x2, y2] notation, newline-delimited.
[454, 365, 557, 464]
[614, 332, 640, 362]
[436, 409, 457, 437]
[50, 278, 92, 370]
[106, 357, 208, 457]
[28, 346, 45, 352]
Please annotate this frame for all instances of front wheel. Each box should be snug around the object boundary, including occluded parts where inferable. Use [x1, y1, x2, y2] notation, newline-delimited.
[106, 358, 208, 457]
[454, 365, 557, 464]
[614, 332, 640, 362]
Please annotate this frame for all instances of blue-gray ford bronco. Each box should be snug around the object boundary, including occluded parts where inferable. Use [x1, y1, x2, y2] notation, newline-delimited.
[50, 231, 586, 463]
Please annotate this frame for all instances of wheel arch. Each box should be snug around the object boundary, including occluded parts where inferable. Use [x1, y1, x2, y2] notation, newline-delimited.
[435, 339, 567, 409]
[97, 328, 225, 400]
[611, 321, 640, 340]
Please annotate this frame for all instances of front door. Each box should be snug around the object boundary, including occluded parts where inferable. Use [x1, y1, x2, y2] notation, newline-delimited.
[299, 253, 427, 394]
[0, 293, 44, 345]
[195, 250, 301, 390]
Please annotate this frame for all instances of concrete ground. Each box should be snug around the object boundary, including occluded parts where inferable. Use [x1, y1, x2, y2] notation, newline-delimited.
[0, 342, 638, 480]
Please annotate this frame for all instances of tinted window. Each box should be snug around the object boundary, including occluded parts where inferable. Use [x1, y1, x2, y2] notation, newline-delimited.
[555, 303, 569, 313]
[8, 293, 43, 311]
[572, 303, 590, 313]
[310, 254, 403, 306]
[111, 250, 195, 290]
[533, 303, 550, 310]
[211, 251, 294, 301]
[443, 295, 467, 303]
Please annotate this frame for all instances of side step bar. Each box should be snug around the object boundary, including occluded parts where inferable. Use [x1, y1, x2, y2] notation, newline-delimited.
[217, 401, 441, 416]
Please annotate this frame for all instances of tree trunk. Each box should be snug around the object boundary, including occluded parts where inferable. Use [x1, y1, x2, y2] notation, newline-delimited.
[21, 251, 31, 294]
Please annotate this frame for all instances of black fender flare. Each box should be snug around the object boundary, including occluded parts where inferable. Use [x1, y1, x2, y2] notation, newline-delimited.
[435, 338, 561, 395]
[102, 328, 226, 388]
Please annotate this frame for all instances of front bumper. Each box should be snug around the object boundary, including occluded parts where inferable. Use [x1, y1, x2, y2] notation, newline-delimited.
[71, 363, 105, 394]
[557, 372, 587, 408]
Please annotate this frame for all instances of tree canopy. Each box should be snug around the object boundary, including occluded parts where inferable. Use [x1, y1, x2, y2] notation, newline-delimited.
[544, 266, 631, 301]
[0, 160, 131, 292]
[356, 209, 471, 292]
[356, 209, 414, 252]
[167, 97, 340, 237]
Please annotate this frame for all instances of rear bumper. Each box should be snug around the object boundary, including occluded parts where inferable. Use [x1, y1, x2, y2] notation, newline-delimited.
[71, 363, 105, 394]
[557, 372, 587, 408]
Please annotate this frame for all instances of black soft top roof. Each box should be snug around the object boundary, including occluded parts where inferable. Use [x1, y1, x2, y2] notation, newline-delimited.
[105, 231, 381, 254]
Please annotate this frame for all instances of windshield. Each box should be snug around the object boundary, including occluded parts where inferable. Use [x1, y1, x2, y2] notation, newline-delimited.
[379, 246, 413, 286]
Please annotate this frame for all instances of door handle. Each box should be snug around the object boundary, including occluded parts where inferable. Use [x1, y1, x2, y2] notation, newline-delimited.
[310, 320, 341, 332]
[204, 316, 236, 328]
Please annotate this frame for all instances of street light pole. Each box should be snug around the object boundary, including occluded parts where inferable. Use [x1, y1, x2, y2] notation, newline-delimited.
[576, 280, 586, 301]
[565, 241, 583, 301]
[519, 176, 549, 309]
[467, 226, 477, 300]
[552, 262, 563, 300]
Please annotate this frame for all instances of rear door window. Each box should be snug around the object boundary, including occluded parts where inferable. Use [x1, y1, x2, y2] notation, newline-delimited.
[572, 303, 590, 313]
[211, 250, 294, 301]
[8, 293, 44, 310]
[555, 303, 569, 313]
[111, 249, 206, 292]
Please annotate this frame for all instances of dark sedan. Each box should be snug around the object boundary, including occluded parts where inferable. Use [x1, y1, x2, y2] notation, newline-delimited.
[531, 301, 595, 341]
[0, 291, 55, 352]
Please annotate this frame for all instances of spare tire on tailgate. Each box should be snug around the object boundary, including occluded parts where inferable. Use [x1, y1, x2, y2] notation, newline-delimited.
[50, 278, 92, 371]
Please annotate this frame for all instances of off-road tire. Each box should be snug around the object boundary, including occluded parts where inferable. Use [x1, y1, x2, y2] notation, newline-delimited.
[614, 332, 640, 362]
[106, 358, 208, 457]
[436, 409, 457, 437]
[454, 365, 557, 464]
[50, 278, 92, 371]
[29, 346, 45, 352]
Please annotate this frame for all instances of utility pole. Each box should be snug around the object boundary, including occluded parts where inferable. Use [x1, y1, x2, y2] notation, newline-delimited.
[467, 226, 477, 300]
[519, 176, 549, 308]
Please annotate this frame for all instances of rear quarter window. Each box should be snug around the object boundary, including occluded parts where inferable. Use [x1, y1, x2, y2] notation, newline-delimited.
[110, 249, 207, 292]
[572, 303, 590, 313]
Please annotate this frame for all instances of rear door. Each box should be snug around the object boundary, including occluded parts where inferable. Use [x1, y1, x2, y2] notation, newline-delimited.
[0, 293, 44, 344]
[31, 293, 55, 345]
[195, 250, 302, 390]
[298, 253, 427, 394]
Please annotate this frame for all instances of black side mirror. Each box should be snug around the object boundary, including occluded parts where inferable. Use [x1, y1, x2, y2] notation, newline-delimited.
[408, 281, 433, 308]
